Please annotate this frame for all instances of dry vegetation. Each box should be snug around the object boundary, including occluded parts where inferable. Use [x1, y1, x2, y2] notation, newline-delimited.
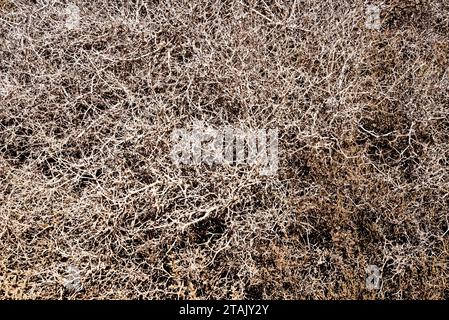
[1, 0, 449, 299]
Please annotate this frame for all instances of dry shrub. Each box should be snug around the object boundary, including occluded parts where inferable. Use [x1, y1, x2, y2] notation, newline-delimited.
[0, 0, 448, 299]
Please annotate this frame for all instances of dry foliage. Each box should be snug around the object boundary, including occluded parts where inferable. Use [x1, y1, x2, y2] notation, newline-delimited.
[0, 0, 449, 299]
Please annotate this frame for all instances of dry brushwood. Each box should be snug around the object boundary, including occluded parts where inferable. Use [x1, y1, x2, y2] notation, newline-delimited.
[0, 0, 449, 299]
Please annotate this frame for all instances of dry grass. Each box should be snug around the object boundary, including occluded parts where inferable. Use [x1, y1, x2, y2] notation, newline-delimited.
[0, 0, 448, 299]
